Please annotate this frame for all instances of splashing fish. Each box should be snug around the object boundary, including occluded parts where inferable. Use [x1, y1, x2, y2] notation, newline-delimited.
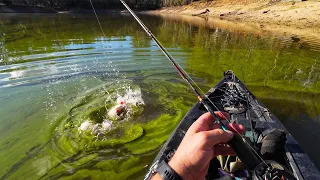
[78, 87, 145, 135]
[108, 101, 128, 119]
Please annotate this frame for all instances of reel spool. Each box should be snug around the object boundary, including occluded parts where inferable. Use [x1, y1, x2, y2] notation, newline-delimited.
[253, 160, 297, 180]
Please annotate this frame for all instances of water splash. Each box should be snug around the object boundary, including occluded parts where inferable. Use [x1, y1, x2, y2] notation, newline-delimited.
[302, 57, 319, 88]
[49, 80, 147, 155]
[0, 33, 8, 64]
[78, 86, 145, 136]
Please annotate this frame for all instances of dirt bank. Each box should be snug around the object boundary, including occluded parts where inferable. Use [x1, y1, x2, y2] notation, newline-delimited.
[148, 1, 320, 45]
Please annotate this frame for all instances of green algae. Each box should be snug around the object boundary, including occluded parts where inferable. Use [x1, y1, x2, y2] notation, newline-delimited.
[36, 76, 195, 179]
[86, 106, 108, 124]
[125, 107, 189, 155]
[55, 123, 144, 154]
[58, 157, 147, 180]
[0, 66, 27, 73]
[52, 81, 144, 152]
[247, 85, 320, 118]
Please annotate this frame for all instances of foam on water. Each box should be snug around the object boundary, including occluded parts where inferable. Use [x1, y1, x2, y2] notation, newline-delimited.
[78, 86, 145, 136]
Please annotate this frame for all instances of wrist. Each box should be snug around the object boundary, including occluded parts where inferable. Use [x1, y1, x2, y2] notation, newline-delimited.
[168, 156, 193, 180]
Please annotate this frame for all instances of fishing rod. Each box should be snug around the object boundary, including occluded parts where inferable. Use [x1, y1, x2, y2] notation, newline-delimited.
[119, 0, 224, 129]
[119, 0, 262, 170]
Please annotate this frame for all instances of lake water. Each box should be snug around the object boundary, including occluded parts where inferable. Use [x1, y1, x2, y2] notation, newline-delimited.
[0, 13, 319, 179]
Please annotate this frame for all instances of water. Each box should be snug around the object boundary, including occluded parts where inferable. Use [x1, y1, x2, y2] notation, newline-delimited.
[0, 13, 319, 179]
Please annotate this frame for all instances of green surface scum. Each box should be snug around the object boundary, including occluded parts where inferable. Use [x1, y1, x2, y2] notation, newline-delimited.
[36, 78, 193, 179]
[51, 81, 142, 152]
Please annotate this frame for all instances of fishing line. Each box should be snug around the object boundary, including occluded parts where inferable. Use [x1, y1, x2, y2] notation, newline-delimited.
[216, 87, 268, 110]
[89, 0, 107, 38]
[217, 85, 273, 129]
[119, 0, 270, 168]
[203, 92, 269, 167]
[239, 56, 254, 141]
[119, 0, 224, 124]
[90, 0, 127, 88]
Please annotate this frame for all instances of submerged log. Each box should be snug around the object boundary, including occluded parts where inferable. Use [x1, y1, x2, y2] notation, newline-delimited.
[192, 9, 210, 16]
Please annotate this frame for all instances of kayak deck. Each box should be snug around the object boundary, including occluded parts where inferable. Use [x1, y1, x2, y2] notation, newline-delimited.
[145, 71, 320, 180]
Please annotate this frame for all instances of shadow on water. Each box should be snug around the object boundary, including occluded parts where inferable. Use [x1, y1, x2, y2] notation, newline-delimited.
[262, 98, 320, 168]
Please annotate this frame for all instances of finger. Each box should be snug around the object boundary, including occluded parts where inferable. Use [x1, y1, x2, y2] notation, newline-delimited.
[214, 144, 236, 157]
[201, 129, 234, 147]
[226, 123, 245, 134]
[214, 111, 230, 120]
[190, 111, 230, 133]
[189, 112, 214, 133]
[211, 123, 222, 130]
[210, 123, 245, 135]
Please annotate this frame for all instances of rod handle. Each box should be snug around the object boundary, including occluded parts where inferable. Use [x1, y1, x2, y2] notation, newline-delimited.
[227, 133, 261, 169]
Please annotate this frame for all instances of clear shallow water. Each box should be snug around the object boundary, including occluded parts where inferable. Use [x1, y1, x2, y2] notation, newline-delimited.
[0, 13, 319, 179]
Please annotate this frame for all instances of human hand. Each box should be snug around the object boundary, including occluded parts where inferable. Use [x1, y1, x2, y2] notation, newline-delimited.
[152, 112, 245, 180]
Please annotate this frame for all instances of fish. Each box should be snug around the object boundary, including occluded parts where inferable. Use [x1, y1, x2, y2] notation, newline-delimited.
[108, 101, 128, 120]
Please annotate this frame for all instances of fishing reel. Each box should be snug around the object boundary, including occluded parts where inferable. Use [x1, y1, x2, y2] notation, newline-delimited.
[221, 82, 248, 114]
[225, 129, 297, 180]
[252, 160, 296, 180]
[213, 159, 297, 180]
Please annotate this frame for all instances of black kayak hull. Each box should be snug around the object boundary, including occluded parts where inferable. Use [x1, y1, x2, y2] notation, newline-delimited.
[144, 71, 320, 180]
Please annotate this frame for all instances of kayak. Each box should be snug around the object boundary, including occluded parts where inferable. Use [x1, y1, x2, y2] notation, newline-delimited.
[144, 71, 320, 180]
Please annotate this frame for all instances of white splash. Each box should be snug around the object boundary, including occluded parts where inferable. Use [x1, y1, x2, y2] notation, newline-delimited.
[116, 87, 144, 107]
[107, 87, 145, 120]
[101, 120, 113, 131]
[78, 86, 144, 136]
[78, 120, 113, 135]
[78, 121, 93, 132]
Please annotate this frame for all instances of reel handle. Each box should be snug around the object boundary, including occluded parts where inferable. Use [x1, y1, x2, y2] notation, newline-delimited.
[227, 133, 261, 169]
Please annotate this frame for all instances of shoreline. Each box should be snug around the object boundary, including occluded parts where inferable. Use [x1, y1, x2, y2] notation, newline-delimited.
[147, 1, 320, 48]
[0, 5, 127, 14]
[0, 5, 57, 13]
[1, 1, 320, 50]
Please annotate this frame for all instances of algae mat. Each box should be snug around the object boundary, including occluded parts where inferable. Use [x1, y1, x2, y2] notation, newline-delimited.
[0, 74, 194, 179]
